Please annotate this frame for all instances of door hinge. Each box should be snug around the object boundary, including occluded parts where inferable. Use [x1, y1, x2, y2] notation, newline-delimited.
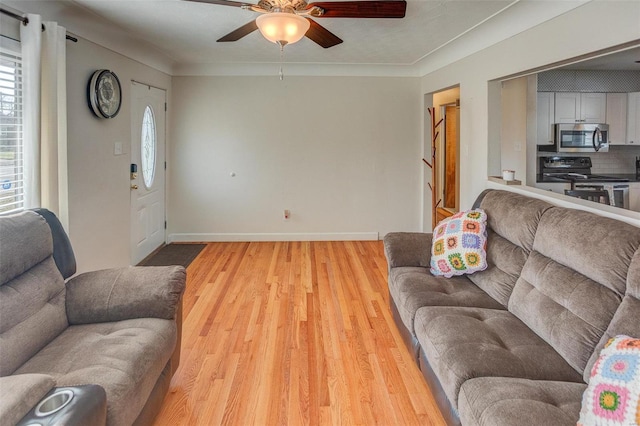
[164, 102, 167, 112]
[164, 221, 167, 229]
[164, 161, 167, 170]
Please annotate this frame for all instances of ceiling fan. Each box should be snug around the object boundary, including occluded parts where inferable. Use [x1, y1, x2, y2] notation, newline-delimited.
[184, 0, 407, 48]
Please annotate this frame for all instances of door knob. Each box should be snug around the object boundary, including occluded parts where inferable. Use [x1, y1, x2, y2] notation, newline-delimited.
[131, 184, 138, 190]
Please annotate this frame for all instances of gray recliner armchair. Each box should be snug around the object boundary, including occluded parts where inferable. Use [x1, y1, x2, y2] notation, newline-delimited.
[0, 209, 186, 425]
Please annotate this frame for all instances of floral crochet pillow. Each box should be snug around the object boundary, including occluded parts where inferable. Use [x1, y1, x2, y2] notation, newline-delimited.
[578, 335, 640, 426]
[429, 209, 488, 278]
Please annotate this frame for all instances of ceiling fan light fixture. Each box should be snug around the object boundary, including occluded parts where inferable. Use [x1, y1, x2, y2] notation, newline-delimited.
[256, 12, 310, 46]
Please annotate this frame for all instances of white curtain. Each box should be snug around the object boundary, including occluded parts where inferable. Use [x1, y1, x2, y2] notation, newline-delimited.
[20, 14, 41, 210]
[20, 15, 69, 230]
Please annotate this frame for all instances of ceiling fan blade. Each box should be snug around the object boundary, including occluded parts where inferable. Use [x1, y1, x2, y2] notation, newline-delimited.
[305, 19, 343, 48]
[217, 20, 258, 42]
[307, 1, 406, 18]
[184, 0, 253, 8]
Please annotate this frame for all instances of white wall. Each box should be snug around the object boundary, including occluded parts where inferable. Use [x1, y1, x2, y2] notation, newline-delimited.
[169, 76, 422, 241]
[420, 0, 640, 228]
[11, 0, 640, 273]
[66, 38, 171, 272]
[500, 77, 528, 180]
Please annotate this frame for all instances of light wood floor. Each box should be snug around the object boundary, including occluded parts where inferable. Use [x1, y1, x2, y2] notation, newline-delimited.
[154, 241, 446, 426]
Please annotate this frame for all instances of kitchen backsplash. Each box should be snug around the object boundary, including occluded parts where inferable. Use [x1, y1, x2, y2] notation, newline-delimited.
[590, 146, 640, 174]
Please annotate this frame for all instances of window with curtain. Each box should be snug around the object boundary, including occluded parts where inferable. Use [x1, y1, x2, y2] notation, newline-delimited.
[0, 38, 24, 214]
[0, 13, 67, 222]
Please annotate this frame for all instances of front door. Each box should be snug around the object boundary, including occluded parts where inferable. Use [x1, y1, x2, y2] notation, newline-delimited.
[130, 83, 166, 265]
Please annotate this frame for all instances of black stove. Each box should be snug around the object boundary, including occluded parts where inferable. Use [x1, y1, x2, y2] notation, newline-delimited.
[540, 156, 629, 183]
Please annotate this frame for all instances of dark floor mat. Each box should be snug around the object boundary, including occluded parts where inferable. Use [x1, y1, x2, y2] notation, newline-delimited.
[139, 244, 206, 268]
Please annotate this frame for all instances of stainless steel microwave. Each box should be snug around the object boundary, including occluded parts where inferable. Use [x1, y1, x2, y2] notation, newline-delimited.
[554, 123, 609, 153]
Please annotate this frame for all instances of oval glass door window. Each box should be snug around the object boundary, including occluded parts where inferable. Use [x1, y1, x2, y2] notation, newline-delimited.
[141, 105, 156, 189]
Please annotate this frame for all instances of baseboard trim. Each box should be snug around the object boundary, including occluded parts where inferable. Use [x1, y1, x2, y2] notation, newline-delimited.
[168, 232, 379, 243]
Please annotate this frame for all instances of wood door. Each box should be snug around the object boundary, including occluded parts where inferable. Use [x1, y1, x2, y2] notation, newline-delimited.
[130, 83, 166, 265]
[444, 104, 458, 209]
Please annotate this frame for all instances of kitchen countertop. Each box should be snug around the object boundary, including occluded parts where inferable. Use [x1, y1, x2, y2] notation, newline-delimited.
[537, 174, 640, 183]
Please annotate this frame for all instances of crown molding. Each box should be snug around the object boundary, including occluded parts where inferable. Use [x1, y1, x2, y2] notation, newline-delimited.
[172, 61, 421, 77]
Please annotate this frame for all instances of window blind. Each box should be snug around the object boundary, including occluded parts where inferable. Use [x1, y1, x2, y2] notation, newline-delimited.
[0, 41, 24, 215]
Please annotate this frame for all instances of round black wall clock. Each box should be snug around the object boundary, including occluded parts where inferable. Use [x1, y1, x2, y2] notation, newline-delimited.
[88, 69, 122, 119]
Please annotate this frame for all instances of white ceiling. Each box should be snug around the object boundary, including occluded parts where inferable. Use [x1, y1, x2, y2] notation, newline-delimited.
[3, 0, 590, 75]
[69, 0, 516, 65]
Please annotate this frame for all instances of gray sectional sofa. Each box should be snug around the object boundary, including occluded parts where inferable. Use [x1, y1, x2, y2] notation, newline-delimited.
[384, 189, 640, 425]
[0, 210, 186, 425]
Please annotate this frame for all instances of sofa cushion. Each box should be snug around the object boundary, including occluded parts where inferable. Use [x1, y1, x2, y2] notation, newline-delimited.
[475, 190, 552, 253]
[15, 318, 177, 426]
[583, 248, 640, 382]
[458, 377, 586, 426]
[466, 191, 552, 306]
[414, 306, 583, 410]
[529, 208, 640, 296]
[509, 251, 623, 375]
[389, 267, 504, 335]
[0, 257, 68, 376]
[467, 230, 529, 306]
[509, 208, 640, 377]
[579, 335, 640, 426]
[0, 211, 52, 285]
[0, 211, 69, 376]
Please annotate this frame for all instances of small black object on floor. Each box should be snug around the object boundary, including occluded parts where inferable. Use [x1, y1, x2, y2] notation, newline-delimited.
[139, 244, 206, 268]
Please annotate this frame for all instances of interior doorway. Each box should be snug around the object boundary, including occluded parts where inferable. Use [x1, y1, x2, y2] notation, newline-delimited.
[428, 86, 460, 227]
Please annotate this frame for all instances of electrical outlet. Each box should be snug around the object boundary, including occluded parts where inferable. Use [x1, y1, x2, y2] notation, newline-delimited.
[283, 209, 290, 220]
[114, 141, 123, 155]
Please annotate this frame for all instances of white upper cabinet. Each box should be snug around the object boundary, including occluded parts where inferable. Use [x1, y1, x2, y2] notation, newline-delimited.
[554, 93, 580, 123]
[581, 93, 608, 123]
[536, 92, 555, 145]
[627, 92, 640, 145]
[606, 93, 628, 145]
[555, 92, 606, 123]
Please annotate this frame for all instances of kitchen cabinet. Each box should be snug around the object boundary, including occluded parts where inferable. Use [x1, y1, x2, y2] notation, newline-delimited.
[627, 92, 640, 145]
[555, 92, 606, 124]
[606, 93, 627, 145]
[534, 182, 571, 194]
[536, 92, 555, 146]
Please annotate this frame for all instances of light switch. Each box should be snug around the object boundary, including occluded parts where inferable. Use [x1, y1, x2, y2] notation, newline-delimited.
[114, 142, 123, 155]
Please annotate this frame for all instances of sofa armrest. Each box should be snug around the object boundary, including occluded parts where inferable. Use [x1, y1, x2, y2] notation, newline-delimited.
[66, 266, 186, 324]
[0, 374, 55, 426]
[383, 232, 433, 268]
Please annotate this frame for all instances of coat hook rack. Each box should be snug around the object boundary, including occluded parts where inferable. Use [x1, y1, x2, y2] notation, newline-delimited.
[423, 107, 444, 228]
